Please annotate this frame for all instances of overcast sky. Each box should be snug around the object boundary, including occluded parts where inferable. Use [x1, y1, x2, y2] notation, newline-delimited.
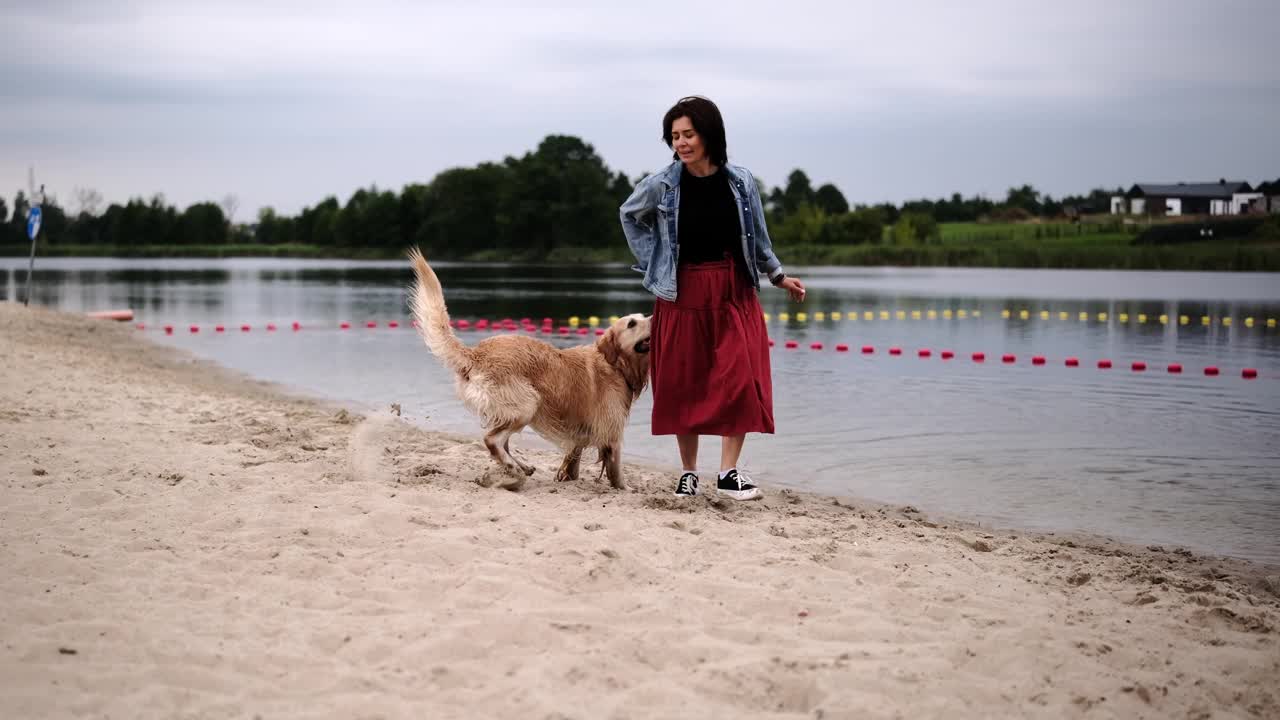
[3, 0, 1277, 218]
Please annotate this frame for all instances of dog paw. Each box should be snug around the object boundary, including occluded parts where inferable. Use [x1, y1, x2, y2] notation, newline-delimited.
[523, 465, 536, 477]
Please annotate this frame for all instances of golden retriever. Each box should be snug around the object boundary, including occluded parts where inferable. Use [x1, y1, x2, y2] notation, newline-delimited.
[407, 248, 651, 490]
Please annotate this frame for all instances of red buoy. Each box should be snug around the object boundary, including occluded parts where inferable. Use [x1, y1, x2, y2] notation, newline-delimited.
[785, 340, 799, 349]
[266, 323, 277, 332]
[1204, 366, 1219, 376]
[595, 329, 604, 336]
[1002, 354, 1016, 363]
[1131, 361, 1147, 372]
[189, 325, 199, 333]
[476, 319, 489, 329]
[1242, 368, 1258, 379]
[862, 345, 874, 354]
[215, 325, 225, 333]
[388, 321, 399, 328]
[164, 325, 174, 334]
[889, 347, 902, 355]
[1097, 359, 1112, 369]
[292, 322, 301, 331]
[1167, 363, 1182, 373]
[340, 322, 351, 330]
[940, 350, 954, 360]
[559, 327, 570, 334]
[1065, 357, 1079, 367]
[810, 342, 824, 350]
[1032, 355, 1046, 365]
[835, 344, 849, 352]
[577, 327, 589, 335]
[768, 339, 775, 347]
[972, 352, 985, 362]
[918, 349, 932, 358]
[135, 323, 146, 330]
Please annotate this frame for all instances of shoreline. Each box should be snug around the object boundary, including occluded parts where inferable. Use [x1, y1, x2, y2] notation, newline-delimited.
[3, 242, 1277, 272]
[1, 302, 1277, 718]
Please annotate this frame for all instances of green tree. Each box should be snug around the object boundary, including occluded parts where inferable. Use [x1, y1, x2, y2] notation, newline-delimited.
[814, 183, 849, 215]
[1004, 184, 1042, 215]
[177, 202, 227, 245]
[781, 170, 815, 216]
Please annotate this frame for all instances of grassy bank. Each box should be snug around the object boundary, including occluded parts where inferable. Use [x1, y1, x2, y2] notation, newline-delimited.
[3, 223, 1277, 271]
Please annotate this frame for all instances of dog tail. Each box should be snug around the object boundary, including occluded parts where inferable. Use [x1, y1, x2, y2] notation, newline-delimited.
[407, 247, 474, 375]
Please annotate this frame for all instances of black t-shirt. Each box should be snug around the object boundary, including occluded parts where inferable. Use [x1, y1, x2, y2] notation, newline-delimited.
[677, 164, 746, 268]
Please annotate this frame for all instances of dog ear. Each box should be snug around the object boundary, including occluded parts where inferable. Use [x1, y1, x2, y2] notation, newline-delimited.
[596, 328, 620, 366]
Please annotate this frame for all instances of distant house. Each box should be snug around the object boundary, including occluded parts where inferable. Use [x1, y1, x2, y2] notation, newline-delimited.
[1255, 179, 1280, 214]
[1110, 180, 1260, 216]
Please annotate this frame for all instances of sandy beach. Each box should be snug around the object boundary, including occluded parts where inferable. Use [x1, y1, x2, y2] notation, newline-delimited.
[1, 302, 1277, 719]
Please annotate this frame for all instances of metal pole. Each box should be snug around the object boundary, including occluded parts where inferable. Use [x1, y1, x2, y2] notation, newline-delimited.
[22, 184, 43, 307]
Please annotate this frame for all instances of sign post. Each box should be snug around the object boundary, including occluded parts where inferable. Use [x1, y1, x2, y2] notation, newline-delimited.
[22, 185, 43, 307]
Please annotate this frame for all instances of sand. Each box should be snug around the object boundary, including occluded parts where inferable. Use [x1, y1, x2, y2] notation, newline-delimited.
[1, 302, 1277, 720]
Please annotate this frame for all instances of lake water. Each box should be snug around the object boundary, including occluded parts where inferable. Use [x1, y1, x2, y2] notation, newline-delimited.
[4, 258, 1279, 564]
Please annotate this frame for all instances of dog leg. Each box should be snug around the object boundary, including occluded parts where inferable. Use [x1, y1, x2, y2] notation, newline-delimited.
[483, 422, 529, 488]
[554, 446, 584, 483]
[600, 444, 624, 489]
[504, 437, 536, 476]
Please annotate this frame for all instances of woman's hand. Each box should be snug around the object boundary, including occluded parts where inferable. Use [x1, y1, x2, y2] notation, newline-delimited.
[778, 276, 805, 303]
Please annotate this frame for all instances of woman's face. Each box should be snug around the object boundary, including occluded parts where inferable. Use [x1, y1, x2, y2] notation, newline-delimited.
[670, 116, 706, 166]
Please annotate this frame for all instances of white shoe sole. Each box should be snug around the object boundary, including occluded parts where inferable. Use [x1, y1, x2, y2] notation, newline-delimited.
[716, 488, 762, 501]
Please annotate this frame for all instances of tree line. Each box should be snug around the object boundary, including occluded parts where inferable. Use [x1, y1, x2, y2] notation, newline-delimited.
[0, 134, 1129, 256]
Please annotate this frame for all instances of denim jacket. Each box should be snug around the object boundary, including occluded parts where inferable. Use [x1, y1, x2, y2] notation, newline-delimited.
[619, 160, 785, 301]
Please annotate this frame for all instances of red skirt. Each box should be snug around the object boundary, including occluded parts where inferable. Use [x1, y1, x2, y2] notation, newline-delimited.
[650, 258, 775, 436]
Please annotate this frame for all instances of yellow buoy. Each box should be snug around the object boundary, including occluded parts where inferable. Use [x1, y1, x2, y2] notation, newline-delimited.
[1018, 310, 1029, 320]
[1039, 310, 1049, 320]
[762, 313, 771, 322]
[779, 312, 790, 322]
[927, 309, 938, 319]
[1059, 311, 1069, 321]
[1001, 309, 1011, 319]
[1119, 313, 1129, 323]
[814, 311, 826, 321]
[1179, 315, 1188, 325]
[1159, 314, 1168, 324]
[972, 310, 982, 318]
[1079, 312, 1089, 322]
[1137, 313, 1147, 323]
[879, 311, 890, 320]
[865, 311, 874, 321]
[942, 309, 952, 319]
[609, 315, 620, 324]
[1201, 316, 1210, 326]
[1098, 312, 1108, 322]
[1223, 317, 1232, 327]
[895, 310, 906, 320]
[1268, 318, 1277, 327]
[588, 316, 600, 327]
[1245, 317, 1254, 327]
[568, 316, 580, 326]
[796, 312, 808, 322]
[911, 310, 921, 320]
[956, 310, 966, 318]
[831, 311, 843, 321]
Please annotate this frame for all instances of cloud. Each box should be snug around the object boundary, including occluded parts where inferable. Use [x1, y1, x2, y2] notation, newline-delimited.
[1, 0, 1277, 214]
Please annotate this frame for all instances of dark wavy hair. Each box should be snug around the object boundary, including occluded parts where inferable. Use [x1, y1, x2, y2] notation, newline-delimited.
[662, 96, 728, 168]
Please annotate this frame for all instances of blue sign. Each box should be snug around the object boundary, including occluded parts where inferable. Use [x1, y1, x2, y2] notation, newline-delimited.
[27, 206, 42, 240]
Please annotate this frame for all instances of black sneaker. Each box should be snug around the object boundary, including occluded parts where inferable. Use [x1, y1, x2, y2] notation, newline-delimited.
[674, 472, 699, 497]
[716, 469, 762, 501]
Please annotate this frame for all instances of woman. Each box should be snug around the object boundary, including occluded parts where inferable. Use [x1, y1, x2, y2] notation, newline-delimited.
[619, 95, 806, 500]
